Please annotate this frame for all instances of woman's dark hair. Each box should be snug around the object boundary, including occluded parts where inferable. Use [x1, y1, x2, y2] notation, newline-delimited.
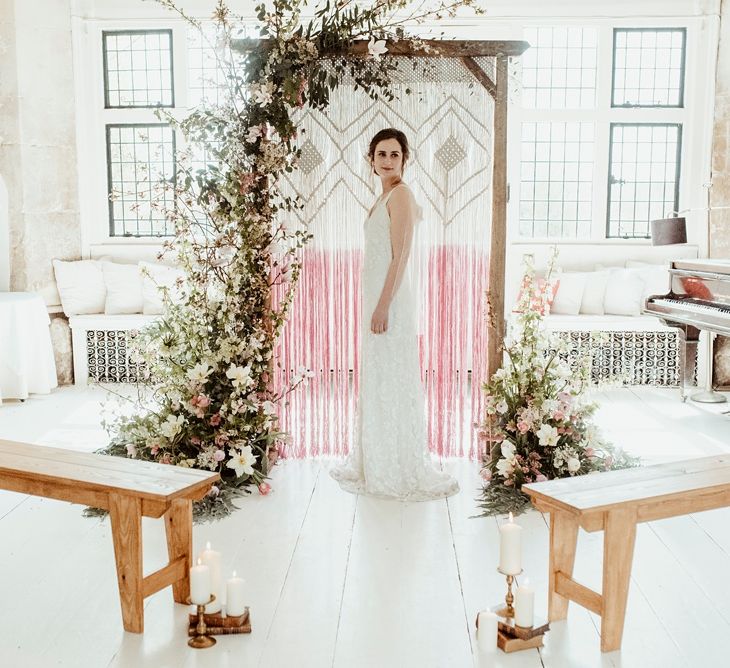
[368, 128, 410, 173]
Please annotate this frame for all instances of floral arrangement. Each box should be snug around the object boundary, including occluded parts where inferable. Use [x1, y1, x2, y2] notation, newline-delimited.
[476, 253, 637, 516]
[99, 0, 481, 521]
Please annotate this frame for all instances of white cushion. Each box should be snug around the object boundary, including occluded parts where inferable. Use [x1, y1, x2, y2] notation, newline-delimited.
[579, 270, 611, 315]
[603, 268, 645, 316]
[625, 262, 670, 301]
[139, 261, 185, 315]
[52, 259, 106, 316]
[551, 272, 588, 315]
[101, 261, 144, 315]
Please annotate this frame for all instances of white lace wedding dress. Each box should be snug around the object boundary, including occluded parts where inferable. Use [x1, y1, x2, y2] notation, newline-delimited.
[330, 185, 460, 501]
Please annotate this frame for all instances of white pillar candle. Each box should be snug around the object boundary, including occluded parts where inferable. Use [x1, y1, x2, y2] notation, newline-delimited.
[498, 512, 522, 575]
[514, 578, 535, 628]
[190, 559, 211, 606]
[226, 570, 246, 617]
[199, 541, 222, 613]
[477, 610, 498, 652]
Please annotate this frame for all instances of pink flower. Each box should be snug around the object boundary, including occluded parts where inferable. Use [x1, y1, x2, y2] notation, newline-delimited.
[552, 410, 565, 421]
[604, 456, 614, 470]
[585, 447, 595, 457]
[215, 433, 229, 447]
[239, 173, 256, 193]
[190, 436, 201, 446]
[258, 482, 272, 495]
[125, 443, 137, 457]
[557, 392, 572, 404]
[194, 394, 211, 409]
[296, 78, 307, 107]
[208, 485, 220, 498]
[210, 413, 222, 427]
[480, 468, 492, 482]
[213, 449, 225, 462]
[535, 474, 548, 482]
[517, 421, 530, 434]
[159, 453, 172, 465]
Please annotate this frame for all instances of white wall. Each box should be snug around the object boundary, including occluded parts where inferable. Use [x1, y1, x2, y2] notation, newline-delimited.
[0, 174, 8, 291]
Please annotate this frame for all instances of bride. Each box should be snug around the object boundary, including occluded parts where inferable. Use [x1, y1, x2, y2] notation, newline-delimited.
[330, 128, 459, 501]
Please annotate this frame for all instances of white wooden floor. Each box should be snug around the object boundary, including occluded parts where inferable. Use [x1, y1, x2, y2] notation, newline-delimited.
[1, 385, 730, 668]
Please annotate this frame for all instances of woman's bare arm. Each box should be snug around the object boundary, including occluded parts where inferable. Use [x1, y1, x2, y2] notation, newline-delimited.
[371, 186, 416, 334]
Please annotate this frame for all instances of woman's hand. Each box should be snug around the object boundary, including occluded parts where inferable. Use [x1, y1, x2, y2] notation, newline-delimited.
[371, 305, 389, 334]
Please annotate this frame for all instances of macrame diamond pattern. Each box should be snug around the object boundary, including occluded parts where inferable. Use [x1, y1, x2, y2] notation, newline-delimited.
[435, 135, 467, 171]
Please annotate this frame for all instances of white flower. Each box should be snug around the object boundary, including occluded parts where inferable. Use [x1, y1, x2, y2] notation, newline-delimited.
[262, 400, 277, 416]
[536, 423, 559, 447]
[226, 445, 258, 477]
[500, 440, 516, 459]
[245, 125, 263, 143]
[496, 399, 508, 414]
[251, 81, 274, 107]
[160, 414, 185, 440]
[367, 36, 388, 59]
[496, 458, 514, 477]
[226, 364, 252, 388]
[567, 456, 581, 473]
[187, 363, 213, 384]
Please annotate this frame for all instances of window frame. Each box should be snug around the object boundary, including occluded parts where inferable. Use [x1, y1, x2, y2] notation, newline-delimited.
[610, 27, 687, 109]
[605, 121, 683, 239]
[102, 28, 176, 110]
[105, 122, 177, 237]
[511, 16, 710, 246]
[72, 7, 717, 254]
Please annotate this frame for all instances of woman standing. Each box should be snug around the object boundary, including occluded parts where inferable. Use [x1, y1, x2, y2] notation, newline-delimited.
[331, 128, 459, 501]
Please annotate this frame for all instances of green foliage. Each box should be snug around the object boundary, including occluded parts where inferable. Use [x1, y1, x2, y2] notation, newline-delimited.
[476, 252, 639, 517]
[103, 0, 481, 520]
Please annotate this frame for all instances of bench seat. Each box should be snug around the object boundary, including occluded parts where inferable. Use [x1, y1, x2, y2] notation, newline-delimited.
[0, 439, 219, 633]
[523, 454, 730, 652]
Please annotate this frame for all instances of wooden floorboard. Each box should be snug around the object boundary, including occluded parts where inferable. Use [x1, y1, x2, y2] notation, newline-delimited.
[1, 386, 730, 667]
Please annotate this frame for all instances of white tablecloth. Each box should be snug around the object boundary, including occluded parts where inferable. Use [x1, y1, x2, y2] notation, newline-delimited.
[0, 292, 58, 402]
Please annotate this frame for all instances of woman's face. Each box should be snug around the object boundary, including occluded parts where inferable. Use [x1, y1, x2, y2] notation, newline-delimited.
[372, 138, 404, 177]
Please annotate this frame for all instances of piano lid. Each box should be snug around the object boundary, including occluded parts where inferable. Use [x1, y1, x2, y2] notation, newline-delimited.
[672, 259, 730, 275]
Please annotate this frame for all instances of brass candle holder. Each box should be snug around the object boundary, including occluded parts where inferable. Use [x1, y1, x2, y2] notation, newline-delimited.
[187, 594, 217, 649]
[489, 568, 550, 653]
[495, 567, 522, 619]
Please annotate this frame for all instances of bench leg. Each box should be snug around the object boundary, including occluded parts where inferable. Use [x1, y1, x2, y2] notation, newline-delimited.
[548, 510, 579, 621]
[109, 494, 144, 633]
[601, 508, 637, 652]
[164, 498, 193, 604]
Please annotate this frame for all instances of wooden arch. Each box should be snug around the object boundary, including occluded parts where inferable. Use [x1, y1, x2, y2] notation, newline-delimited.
[234, 37, 530, 381]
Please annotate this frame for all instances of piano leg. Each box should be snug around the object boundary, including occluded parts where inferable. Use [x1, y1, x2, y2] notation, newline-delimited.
[678, 326, 699, 402]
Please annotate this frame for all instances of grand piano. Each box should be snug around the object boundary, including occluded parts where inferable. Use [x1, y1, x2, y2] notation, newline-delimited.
[644, 259, 730, 401]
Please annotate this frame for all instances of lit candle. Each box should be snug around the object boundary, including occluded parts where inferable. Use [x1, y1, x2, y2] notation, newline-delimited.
[199, 541, 222, 613]
[498, 512, 522, 575]
[226, 570, 246, 617]
[190, 558, 210, 605]
[477, 610, 498, 652]
[514, 578, 535, 628]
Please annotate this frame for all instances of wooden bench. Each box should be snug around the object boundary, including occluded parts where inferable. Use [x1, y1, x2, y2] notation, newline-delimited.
[522, 454, 730, 652]
[0, 439, 219, 633]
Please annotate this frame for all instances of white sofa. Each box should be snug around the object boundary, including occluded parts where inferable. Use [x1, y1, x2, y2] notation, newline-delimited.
[505, 242, 702, 387]
[52, 250, 180, 386]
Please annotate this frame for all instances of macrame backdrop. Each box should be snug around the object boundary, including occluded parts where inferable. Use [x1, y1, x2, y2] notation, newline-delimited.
[275, 57, 495, 460]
